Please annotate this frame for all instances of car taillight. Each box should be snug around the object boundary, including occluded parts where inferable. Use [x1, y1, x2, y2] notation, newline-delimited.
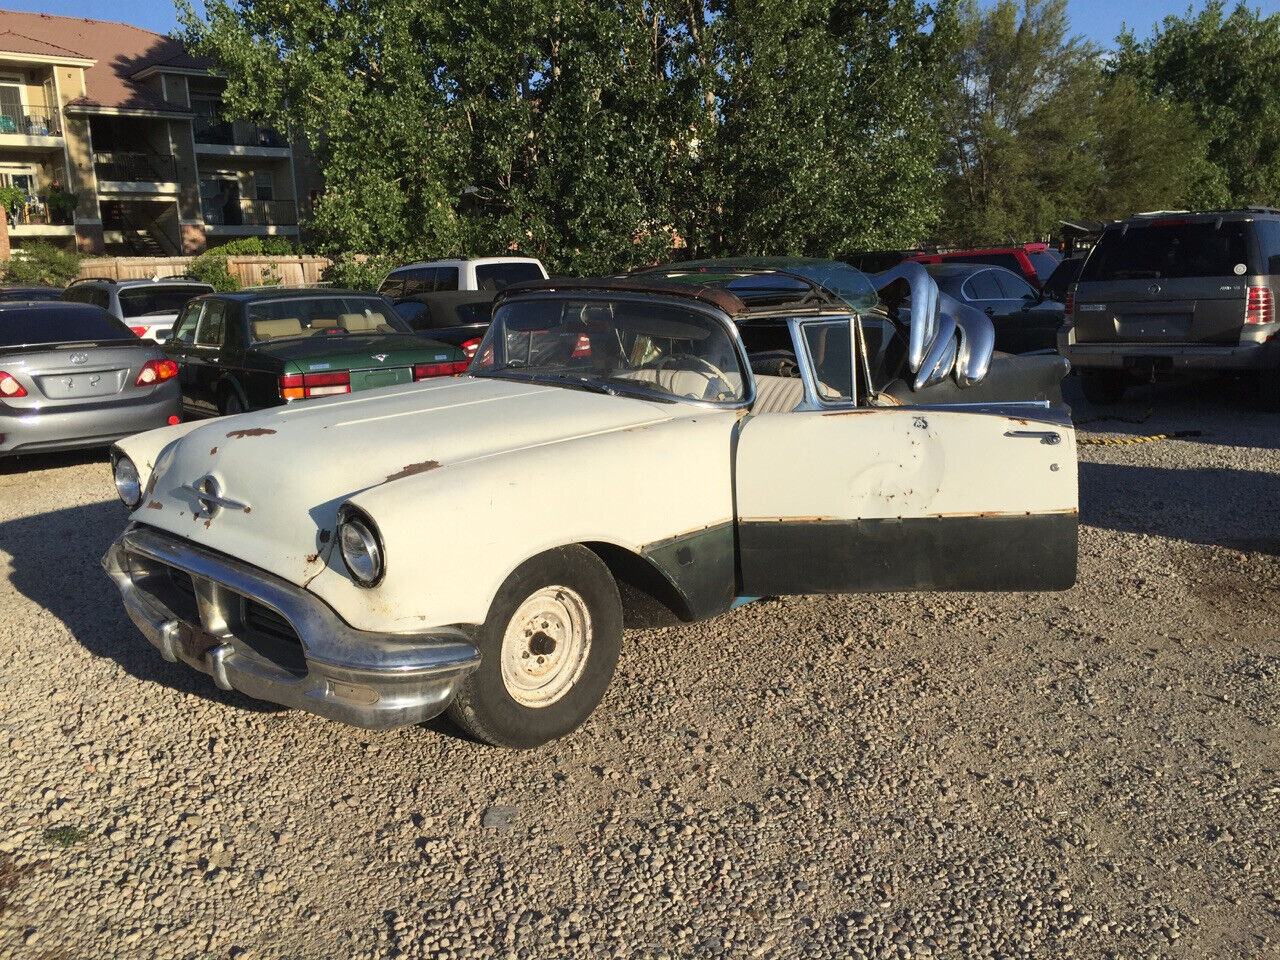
[461, 338, 481, 359]
[412, 361, 469, 380]
[129, 325, 148, 338]
[135, 358, 178, 386]
[1064, 287, 1075, 316]
[0, 371, 27, 398]
[572, 334, 591, 358]
[1246, 286, 1274, 325]
[280, 371, 352, 400]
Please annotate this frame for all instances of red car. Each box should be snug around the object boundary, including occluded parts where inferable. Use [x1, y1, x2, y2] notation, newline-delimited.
[908, 244, 1062, 290]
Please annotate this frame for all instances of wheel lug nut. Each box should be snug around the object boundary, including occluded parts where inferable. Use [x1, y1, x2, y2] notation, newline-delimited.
[537, 656, 545, 664]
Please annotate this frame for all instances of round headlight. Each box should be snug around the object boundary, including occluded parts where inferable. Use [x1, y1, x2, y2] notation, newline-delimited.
[113, 455, 142, 509]
[338, 510, 384, 586]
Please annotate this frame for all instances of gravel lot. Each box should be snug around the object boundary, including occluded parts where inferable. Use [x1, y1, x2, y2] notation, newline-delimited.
[1, 377, 1278, 960]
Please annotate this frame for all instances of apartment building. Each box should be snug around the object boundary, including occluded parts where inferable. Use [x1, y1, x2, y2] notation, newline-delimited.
[0, 9, 319, 255]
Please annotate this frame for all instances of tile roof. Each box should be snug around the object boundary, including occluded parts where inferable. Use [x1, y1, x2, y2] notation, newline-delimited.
[0, 9, 210, 114]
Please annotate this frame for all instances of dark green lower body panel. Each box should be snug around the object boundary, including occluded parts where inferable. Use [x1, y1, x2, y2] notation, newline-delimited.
[738, 512, 1078, 597]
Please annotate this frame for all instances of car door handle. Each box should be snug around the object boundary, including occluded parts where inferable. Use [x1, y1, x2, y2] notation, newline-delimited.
[1004, 429, 1061, 445]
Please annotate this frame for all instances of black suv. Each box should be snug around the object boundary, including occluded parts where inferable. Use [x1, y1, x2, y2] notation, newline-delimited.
[1059, 209, 1280, 405]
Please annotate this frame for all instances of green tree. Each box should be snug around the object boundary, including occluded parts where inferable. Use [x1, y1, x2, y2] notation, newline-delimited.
[1113, 2, 1280, 206]
[936, 0, 1101, 244]
[179, 0, 952, 269]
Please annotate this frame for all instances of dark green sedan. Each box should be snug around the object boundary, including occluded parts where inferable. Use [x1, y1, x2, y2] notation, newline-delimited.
[163, 288, 469, 416]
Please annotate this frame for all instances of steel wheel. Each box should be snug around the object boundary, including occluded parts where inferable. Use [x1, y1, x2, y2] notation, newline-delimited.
[499, 586, 592, 708]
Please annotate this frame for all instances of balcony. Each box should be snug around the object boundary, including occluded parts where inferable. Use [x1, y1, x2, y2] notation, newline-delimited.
[9, 198, 75, 237]
[0, 98, 62, 145]
[194, 118, 289, 152]
[204, 198, 298, 234]
[93, 152, 178, 186]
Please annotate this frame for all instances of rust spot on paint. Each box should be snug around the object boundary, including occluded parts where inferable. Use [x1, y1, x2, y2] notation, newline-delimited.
[204, 519, 213, 529]
[226, 427, 276, 439]
[209, 446, 218, 456]
[145, 501, 162, 510]
[385, 460, 441, 482]
[1008, 417, 1030, 426]
[243, 506, 252, 514]
[319, 529, 331, 544]
[143, 473, 157, 499]
[306, 552, 320, 564]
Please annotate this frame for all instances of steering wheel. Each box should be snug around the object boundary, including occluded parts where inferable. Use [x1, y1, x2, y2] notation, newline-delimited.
[657, 355, 736, 401]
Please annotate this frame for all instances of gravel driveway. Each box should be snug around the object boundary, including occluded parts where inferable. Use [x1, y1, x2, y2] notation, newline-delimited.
[1, 378, 1278, 960]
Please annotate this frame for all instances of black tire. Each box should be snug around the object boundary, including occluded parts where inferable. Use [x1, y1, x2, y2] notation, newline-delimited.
[218, 388, 245, 416]
[1079, 368, 1128, 405]
[447, 545, 622, 749]
[1257, 368, 1280, 411]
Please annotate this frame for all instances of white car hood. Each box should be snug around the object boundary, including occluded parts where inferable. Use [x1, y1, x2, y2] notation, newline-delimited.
[135, 376, 681, 586]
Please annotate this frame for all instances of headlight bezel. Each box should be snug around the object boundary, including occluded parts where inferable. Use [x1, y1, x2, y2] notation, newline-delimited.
[337, 505, 385, 588]
[112, 451, 142, 510]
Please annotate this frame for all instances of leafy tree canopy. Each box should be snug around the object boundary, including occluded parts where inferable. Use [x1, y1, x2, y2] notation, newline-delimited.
[179, 0, 953, 270]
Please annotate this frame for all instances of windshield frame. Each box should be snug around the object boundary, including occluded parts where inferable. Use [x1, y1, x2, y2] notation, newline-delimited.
[472, 290, 756, 410]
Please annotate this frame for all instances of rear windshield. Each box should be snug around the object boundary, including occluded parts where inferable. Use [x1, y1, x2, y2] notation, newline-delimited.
[1081, 222, 1252, 281]
[474, 262, 544, 291]
[247, 296, 412, 342]
[118, 284, 213, 318]
[0, 306, 135, 347]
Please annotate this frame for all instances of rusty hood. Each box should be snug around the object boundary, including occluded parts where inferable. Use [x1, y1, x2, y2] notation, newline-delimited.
[126, 376, 679, 587]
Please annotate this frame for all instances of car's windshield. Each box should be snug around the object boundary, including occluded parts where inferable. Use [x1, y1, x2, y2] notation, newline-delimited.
[472, 296, 746, 403]
[248, 296, 411, 342]
[0, 306, 135, 347]
[651, 258, 880, 313]
[118, 284, 213, 318]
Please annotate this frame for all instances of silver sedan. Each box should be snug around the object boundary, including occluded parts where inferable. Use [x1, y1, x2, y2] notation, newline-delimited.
[0, 302, 181, 457]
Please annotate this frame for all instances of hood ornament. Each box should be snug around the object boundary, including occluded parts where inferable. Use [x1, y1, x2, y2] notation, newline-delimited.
[181, 475, 250, 519]
[372, 354, 389, 363]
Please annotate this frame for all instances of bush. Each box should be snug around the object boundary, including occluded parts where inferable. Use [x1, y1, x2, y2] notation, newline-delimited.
[210, 236, 297, 256]
[4, 242, 83, 286]
[321, 253, 396, 292]
[187, 251, 240, 291]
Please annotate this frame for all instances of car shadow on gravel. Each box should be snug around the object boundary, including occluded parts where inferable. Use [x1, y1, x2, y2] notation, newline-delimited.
[0, 448, 109, 475]
[1080, 461, 1280, 555]
[1066, 374, 1280, 451]
[0, 498, 283, 713]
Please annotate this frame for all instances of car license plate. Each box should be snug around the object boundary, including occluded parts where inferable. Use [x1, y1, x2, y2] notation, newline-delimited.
[350, 368, 411, 392]
[36, 370, 123, 398]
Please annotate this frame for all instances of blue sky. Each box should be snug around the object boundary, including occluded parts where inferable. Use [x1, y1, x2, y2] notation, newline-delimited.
[4, 0, 1280, 49]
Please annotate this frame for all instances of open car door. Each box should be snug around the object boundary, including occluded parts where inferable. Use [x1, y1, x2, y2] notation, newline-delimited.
[734, 318, 1078, 597]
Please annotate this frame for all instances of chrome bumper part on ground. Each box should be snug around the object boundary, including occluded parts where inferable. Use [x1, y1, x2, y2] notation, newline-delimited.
[102, 525, 480, 729]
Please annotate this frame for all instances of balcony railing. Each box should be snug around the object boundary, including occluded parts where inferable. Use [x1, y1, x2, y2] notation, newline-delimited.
[194, 118, 288, 149]
[0, 111, 60, 137]
[203, 198, 297, 227]
[93, 152, 178, 183]
[0, 99, 61, 137]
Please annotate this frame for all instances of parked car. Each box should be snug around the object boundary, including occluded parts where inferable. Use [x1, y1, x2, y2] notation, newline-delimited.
[0, 301, 180, 456]
[908, 243, 1062, 289]
[378, 257, 548, 298]
[390, 290, 495, 358]
[162, 288, 469, 417]
[105, 266, 1079, 748]
[1059, 209, 1280, 405]
[0, 286, 61, 302]
[922, 262, 1065, 354]
[62, 276, 215, 342]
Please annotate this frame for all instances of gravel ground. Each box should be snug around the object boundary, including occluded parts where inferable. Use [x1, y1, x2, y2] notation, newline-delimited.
[1, 376, 1278, 960]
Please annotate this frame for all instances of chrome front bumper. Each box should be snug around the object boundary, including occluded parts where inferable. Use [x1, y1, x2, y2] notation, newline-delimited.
[102, 525, 480, 729]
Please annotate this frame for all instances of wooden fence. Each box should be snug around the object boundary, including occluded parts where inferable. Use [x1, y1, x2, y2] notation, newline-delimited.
[77, 255, 332, 287]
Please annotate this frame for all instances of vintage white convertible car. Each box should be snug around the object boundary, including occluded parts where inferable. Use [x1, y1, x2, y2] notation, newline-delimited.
[104, 262, 1078, 748]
